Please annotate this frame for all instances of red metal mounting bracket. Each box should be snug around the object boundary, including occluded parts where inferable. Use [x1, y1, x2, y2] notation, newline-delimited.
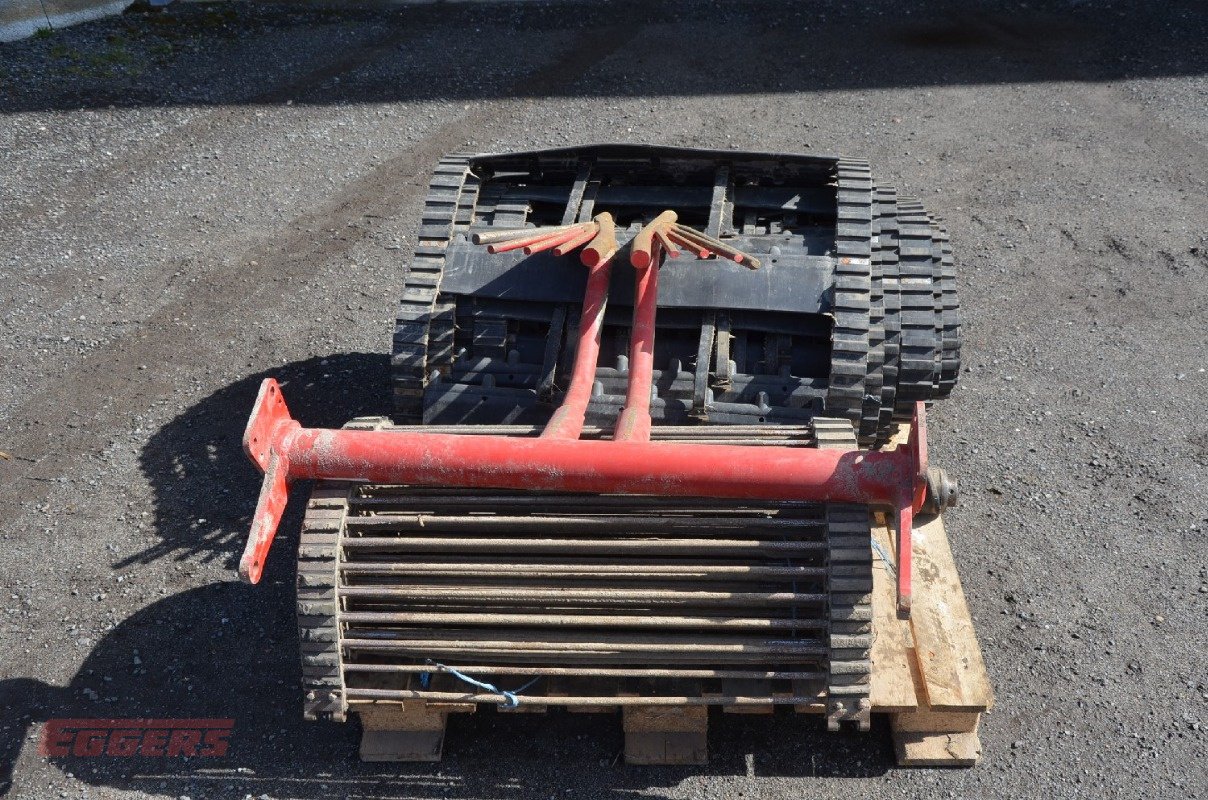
[240, 380, 299, 584]
[240, 234, 936, 613]
[239, 378, 933, 615]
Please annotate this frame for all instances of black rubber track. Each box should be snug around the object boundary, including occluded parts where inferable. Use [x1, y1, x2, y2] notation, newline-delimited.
[390, 154, 476, 423]
[389, 148, 960, 443]
[824, 159, 874, 434]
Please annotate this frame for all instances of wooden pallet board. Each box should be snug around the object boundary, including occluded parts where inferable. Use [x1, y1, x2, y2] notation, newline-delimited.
[358, 703, 455, 762]
[871, 509, 994, 766]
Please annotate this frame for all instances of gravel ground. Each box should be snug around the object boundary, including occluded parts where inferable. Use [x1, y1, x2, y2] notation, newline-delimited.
[1, 1, 1206, 798]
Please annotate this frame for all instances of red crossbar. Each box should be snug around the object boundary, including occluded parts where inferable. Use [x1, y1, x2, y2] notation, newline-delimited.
[239, 242, 930, 616]
[241, 379, 928, 614]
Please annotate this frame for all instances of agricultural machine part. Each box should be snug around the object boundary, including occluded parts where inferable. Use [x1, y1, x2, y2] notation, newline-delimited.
[472, 212, 759, 271]
[391, 145, 958, 445]
[238, 145, 963, 740]
[242, 378, 936, 611]
[667, 222, 760, 268]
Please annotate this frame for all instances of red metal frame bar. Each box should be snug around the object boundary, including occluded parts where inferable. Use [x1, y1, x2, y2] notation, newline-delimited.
[541, 256, 614, 440]
[241, 381, 929, 615]
[614, 246, 660, 442]
[240, 234, 931, 616]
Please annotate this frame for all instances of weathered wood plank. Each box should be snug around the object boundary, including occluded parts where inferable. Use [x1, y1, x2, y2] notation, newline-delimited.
[869, 512, 920, 712]
[907, 511, 994, 712]
[623, 705, 708, 765]
[356, 702, 448, 762]
[891, 708, 983, 766]
[892, 728, 983, 767]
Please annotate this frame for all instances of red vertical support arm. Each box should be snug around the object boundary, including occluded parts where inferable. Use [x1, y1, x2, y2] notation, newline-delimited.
[242, 451, 289, 584]
[542, 256, 614, 440]
[615, 246, 660, 441]
[239, 380, 300, 584]
[895, 401, 930, 616]
[896, 502, 913, 617]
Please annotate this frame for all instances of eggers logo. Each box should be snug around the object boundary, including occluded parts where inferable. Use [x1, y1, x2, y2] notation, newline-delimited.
[39, 719, 233, 758]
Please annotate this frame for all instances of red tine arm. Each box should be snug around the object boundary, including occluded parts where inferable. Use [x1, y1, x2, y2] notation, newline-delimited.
[487, 224, 590, 254]
[615, 241, 661, 442]
[654, 229, 680, 258]
[523, 227, 585, 255]
[667, 230, 710, 259]
[552, 224, 599, 257]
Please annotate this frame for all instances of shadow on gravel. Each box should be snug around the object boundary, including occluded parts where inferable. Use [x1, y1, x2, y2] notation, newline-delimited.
[121, 352, 392, 572]
[0, 354, 891, 797]
[0, 585, 891, 798]
[0, 0, 1204, 114]
[0, 587, 889, 797]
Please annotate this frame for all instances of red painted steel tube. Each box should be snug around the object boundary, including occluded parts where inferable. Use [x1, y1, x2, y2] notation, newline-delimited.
[241, 377, 929, 615]
[614, 247, 660, 441]
[541, 255, 614, 440]
[523, 227, 583, 256]
[552, 225, 598, 257]
[283, 428, 909, 498]
[241, 383, 931, 614]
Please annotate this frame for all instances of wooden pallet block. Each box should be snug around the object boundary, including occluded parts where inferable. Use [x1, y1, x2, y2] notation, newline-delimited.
[356, 673, 478, 762]
[357, 702, 454, 762]
[870, 505, 994, 766]
[622, 705, 708, 766]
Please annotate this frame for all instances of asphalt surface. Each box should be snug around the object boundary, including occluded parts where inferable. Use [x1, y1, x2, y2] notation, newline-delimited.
[1, 1, 1206, 798]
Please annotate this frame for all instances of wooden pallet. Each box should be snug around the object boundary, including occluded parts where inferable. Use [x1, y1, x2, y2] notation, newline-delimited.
[869, 509, 994, 766]
[350, 419, 994, 768]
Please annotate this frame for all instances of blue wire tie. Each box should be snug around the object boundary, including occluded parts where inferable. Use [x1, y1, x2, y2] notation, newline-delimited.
[426, 661, 540, 708]
[871, 537, 897, 579]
